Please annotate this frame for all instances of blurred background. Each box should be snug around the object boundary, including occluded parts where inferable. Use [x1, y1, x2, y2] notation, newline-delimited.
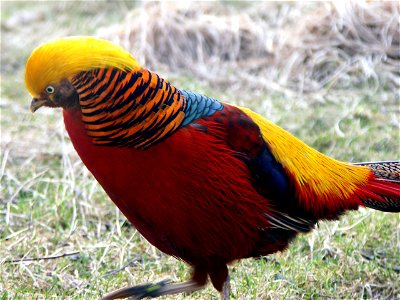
[1, 1, 399, 299]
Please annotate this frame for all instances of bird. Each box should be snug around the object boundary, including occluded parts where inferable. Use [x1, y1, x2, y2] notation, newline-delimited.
[25, 36, 399, 300]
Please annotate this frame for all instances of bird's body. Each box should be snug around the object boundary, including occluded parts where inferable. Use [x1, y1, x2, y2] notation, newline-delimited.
[62, 72, 290, 288]
[25, 37, 400, 299]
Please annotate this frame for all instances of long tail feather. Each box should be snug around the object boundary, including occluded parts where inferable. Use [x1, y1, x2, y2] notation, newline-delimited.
[354, 161, 400, 212]
[354, 161, 400, 181]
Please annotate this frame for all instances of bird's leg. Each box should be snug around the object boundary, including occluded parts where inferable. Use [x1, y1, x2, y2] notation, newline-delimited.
[220, 275, 231, 300]
[100, 279, 204, 300]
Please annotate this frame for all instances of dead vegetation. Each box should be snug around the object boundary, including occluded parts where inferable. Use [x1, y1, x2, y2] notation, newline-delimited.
[100, 1, 400, 95]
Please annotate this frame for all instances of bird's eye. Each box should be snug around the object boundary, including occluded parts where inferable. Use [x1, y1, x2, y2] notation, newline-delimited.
[45, 85, 55, 94]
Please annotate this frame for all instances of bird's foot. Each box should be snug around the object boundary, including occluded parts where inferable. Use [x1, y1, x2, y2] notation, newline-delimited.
[100, 278, 203, 299]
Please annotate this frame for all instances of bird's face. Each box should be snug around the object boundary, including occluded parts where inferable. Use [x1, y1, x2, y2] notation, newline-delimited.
[26, 37, 141, 113]
[30, 78, 79, 112]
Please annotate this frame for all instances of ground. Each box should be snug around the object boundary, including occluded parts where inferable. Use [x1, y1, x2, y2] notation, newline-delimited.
[1, 2, 399, 299]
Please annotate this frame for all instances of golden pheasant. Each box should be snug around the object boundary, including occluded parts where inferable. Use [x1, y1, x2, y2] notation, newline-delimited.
[25, 36, 400, 299]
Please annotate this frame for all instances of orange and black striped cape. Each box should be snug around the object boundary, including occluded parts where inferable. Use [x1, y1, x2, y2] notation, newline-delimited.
[72, 68, 223, 149]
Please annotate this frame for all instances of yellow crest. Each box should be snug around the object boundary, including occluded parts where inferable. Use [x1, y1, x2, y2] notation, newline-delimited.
[24, 36, 141, 98]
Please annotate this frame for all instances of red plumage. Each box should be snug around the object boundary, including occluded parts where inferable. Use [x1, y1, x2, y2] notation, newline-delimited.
[64, 102, 400, 295]
[63, 105, 277, 289]
[25, 37, 400, 299]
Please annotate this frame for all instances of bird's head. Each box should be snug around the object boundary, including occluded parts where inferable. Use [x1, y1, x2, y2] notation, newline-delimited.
[25, 36, 141, 112]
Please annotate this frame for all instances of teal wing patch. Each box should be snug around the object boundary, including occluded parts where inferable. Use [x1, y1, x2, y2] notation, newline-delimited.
[180, 90, 223, 126]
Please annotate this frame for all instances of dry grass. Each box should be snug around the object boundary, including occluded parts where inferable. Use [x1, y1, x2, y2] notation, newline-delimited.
[102, 1, 399, 94]
[1, 1, 399, 300]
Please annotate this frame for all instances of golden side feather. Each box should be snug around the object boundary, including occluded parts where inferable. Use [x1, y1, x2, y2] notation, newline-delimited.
[24, 36, 141, 98]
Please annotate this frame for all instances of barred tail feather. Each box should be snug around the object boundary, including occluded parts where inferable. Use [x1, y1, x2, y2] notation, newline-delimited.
[354, 161, 400, 212]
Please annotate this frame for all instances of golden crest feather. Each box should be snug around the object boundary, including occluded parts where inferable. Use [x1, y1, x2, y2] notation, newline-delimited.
[24, 36, 141, 98]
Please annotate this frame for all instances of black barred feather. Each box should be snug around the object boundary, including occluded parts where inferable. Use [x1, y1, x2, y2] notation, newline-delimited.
[354, 161, 400, 212]
[363, 197, 400, 212]
[354, 161, 400, 182]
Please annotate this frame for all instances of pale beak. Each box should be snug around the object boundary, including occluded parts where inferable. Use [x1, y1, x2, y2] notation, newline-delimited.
[30, 98, 50, 113]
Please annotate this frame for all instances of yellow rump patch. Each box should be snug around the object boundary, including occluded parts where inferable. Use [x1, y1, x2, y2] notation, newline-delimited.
[239, 106, 371, 211]
[25, 36, 141, 98]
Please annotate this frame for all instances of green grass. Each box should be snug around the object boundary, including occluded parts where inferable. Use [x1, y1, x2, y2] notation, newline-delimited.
[1, 2, 399, 300]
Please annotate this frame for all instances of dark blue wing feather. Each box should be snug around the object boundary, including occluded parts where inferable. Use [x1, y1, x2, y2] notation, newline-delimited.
[247, 144, 291, 202]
